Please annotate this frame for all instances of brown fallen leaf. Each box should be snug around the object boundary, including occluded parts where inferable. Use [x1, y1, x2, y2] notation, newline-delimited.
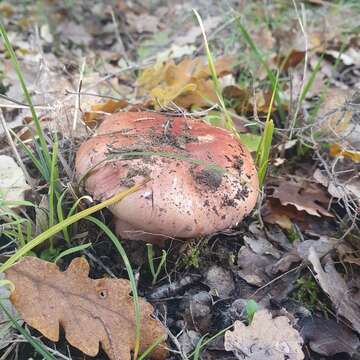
[224, 309, 304, 360]
[269, 180, 333, 218]
[276, 49, 305, 71]
[237, 246, 274, 286]
[83, 99, 128, 127]
[137, 56, 233, 109]
[125, 12, 159, 34]
[262, 199, 294, 230]
[5, 257, 167, 360]
[308, 248, 360, 334]
[301, 317, 360, 357]
[223, 85, 251, 114]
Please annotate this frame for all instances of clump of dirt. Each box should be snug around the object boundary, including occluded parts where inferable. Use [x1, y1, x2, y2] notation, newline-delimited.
[234, 186, 249, 201]
[194, 169, 223, 190]
[150, 129, 198, 150]
[233, 156, 244, 176]
[120, 166, 151, 187]
[222, 194, 236, 207]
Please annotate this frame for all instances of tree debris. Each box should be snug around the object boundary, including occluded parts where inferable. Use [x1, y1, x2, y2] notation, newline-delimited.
[5, 257, 167, 360]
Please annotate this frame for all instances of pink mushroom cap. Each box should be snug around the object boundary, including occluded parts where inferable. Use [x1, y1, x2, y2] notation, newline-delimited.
[75, 112, 259, 243]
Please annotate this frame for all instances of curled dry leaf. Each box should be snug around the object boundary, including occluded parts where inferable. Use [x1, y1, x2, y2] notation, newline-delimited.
[224, 309, 304, 360]
[316, 88, 353, 139]
[301, 317, 360, 357]
[5, 257, 167, 360]
[269, 180, 333, 218]
[308, 248, 360, 334]
[0, 155, 30, 207]
[83, 99, 128, 127]
[137, 56, 233, 109]
[329, 143, 360, 162]
[313, 168, 360, 201]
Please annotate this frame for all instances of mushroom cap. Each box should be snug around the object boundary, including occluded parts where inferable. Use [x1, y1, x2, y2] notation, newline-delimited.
[76, 112, 259, 243]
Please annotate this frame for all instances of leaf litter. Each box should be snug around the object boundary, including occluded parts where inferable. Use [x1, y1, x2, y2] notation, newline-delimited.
[0, 1, 360, 359]
[5, 256, 167, 360]
[224, 309, 304, 360]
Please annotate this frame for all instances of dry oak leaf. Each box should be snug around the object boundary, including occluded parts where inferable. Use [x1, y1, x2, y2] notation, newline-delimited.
[5, 256, 167, 360]
[269, 181, 333, 218]
[137, 56, 233, 109]
[224, 309, 304, 360]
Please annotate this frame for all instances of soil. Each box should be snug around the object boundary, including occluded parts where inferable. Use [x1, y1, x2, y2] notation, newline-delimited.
[1, 1, 359, 359]
[193, 168, 223, 190]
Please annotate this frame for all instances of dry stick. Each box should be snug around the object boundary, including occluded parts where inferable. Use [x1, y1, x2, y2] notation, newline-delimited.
[110, 6, 129, 65]
[83, 250, 117, 278]
[289, 0, 308, 139]
[0, 103, 52, 110]
[72, 58, 86, 132]
[0, 108, 33, 186]
[195, 14, 239, 54]
[0, 94, 52, 110]
[65, 90, 124, 101]
[250, 265, 303, 298]
[0, 342, 16, 360]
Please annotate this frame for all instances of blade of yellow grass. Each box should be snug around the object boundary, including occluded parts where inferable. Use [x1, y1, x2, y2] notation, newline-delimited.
[0, 181, 146, 273]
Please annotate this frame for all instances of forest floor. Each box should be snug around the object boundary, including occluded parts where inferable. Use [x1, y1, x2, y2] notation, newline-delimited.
[0, 1, 360, 359]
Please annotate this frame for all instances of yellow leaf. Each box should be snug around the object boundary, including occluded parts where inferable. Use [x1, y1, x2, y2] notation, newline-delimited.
[137, 56, 233, 109]
[330, 143, 360, 162]
[137, 61, 170, 91]
[151, 83, 197, 108]
[83, 99, 127, 126]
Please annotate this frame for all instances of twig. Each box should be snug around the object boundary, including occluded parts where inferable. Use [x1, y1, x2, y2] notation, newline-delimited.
[289, 0, 308, 139]
[0, 103, 52, 110]
[110, 6, 129, 64]
[0, 108, 33, 186]
[65, 90, 124, 101]
[0, 342, 16, 360]
[72, 58, 86, 132]
[196, 15, 240, 54]
[83, 250, 117, 278]
[250, 265, 303, 298]
[0, 94, 51, 110]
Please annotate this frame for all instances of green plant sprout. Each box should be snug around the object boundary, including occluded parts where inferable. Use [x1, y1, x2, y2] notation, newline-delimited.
[146, 244, 167, 285]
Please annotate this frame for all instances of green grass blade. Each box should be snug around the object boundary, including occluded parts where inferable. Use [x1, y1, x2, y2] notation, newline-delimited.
[256, 119, 274, 187]
[138, 336, 167, 360]
[255, 71, 277, 187]
[56, 189, 70, 245]
[0, 22, 51, 171]
[146, 244, 156, 279]
[86, 216, 142, 360]
[192, 334, 208, 360]
[9, 129, 48, 181]
[0, 182, 145, 273]
[237, 20, 285, 123]
[54, 243, 92, 263]
[48, 135, 59, 250]
[0, 301, 56, 360]
[193, 9, 235, 133]
[188, 325, 232, 358]
[300, 54, 323, 103]
[154, 250, 167, 284]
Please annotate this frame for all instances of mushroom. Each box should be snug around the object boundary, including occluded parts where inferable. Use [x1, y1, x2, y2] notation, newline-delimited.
[75, 112, 259, 244]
